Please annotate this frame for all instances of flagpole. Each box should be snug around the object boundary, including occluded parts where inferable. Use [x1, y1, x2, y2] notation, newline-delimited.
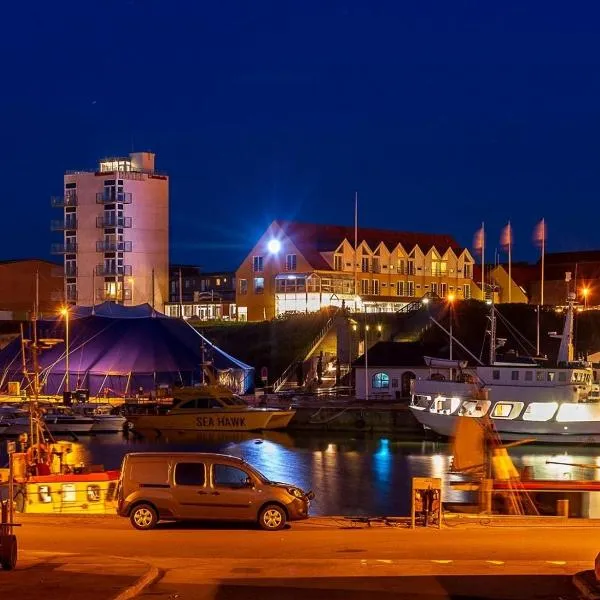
[541, 218, 545, 306]
[354, 192, 358, 306]
[481, 222, 485, 299]
[508, 221, 512, 303]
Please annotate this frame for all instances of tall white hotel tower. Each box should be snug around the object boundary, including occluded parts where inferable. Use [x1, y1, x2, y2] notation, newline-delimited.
[51, 152, 169, 310]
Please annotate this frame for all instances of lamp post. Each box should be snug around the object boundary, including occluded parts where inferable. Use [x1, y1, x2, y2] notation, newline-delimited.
[447, 294, 455, 380]
[364, 323, 370, 402]
[61, 306, 70, 393]
[583, 287, 590, 310]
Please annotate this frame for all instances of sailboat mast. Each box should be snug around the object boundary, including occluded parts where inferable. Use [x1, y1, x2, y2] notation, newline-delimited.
[489, 301, 497, 365]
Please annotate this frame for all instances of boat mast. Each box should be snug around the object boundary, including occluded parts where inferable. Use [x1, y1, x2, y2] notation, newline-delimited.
[557, 290, 575, 364]
[488, 300, 497, 366]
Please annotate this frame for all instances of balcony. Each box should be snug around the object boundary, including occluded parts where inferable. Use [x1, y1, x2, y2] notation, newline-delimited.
[50, 218, 78, 231]
[96, 240, 132, 252]
[95, 192, 132, 205]
[51, 242, 78, 254]
[96, 264, 132, 277]
[51, 192, 78, 208]
[98, 288, 132, 302]
[96, 216, 132, 228]
[65, 265, 78, 277]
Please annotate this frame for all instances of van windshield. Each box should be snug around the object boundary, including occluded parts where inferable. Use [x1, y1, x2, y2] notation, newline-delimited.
[243, 462, 269, 484]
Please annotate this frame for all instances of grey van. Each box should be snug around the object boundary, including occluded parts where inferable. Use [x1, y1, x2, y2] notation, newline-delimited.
[116, 452, 314, 531]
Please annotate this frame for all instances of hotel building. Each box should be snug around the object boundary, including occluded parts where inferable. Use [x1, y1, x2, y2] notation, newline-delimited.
[51, 152, 169, 310]
[235, 220, 481, 321]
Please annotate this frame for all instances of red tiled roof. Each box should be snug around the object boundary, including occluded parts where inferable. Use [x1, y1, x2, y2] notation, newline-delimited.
[274, 220, 461, 270]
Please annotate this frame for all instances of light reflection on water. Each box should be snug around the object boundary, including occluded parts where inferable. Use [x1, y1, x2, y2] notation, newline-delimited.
[6, 431, 600, 516]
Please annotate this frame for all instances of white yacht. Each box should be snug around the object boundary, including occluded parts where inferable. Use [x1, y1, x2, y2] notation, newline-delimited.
[3, 405, 95, 436]
[409, 293, 600, 444]
[73, 403, 127, 433]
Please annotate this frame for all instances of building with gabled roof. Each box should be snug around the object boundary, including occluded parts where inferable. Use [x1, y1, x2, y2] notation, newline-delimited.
[235, 220, 481, 321]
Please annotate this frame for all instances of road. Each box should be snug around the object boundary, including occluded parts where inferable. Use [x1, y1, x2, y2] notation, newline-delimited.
[15, 515, 598, 599]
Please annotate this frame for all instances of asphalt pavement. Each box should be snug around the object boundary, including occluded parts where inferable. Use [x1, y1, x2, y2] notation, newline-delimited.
[9, 514, 599, 599]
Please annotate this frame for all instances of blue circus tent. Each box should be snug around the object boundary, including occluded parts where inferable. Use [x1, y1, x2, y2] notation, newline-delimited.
[0, 302, 254, 397]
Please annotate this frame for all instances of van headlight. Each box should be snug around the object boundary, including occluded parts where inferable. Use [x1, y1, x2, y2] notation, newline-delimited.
[287, 487, 304, 499]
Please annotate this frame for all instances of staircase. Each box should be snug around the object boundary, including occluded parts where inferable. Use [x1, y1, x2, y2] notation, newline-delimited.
[273, 311, 339, 392]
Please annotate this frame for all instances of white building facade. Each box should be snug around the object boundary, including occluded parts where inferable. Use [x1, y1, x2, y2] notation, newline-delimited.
[51, 152, 169, 310]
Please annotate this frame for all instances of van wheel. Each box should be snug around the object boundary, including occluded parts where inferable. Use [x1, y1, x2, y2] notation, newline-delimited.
[258, 504, 286, 531]
[130, 504, 158, 530]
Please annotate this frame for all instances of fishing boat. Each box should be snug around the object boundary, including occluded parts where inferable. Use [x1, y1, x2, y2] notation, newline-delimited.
[1, 440, 119, 514]
[409, 292, 600, 444]
[126, 384, 296, 432]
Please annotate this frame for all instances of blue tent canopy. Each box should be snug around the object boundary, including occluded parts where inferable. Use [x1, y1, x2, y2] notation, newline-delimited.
[0, 304, 253, 396]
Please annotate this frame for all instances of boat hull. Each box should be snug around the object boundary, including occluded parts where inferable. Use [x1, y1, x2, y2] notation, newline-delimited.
[409, 406, 600, 444]
[128, 409, 295, 432]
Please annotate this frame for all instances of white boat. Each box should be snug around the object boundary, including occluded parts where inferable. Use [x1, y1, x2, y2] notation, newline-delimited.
[73, 403, 127, 433]
[409, 293, 600, 444]
[126, 384, 296, 432]
[3, 406, 95, 436]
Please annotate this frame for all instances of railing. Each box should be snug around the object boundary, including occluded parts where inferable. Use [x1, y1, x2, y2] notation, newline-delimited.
[97, 289, 132, 301]
[96, 241, 132, 252]
[95, 264, 132, 277]
[273, 310, 339, 392]
[96, 216, 132, 228]
[95, 192, 132, 204]
[51, 192, 78, 208]
[50, 218, 77, 231]
[50, 242, 77, 254]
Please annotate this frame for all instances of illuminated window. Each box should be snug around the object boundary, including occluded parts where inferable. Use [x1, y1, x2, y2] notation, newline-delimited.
[536, 371, 544, 381]
[38, 485, 52, 503]
[252, 256, 264, 273]
[407, 281, 415, 297]
[397, 281, 405, 296]
[334, 255, 343, 271]
[253, 277, 264, 294]
[87, 485, 101, 502]
[547, 372, 555, 382]
[285, 254, 297, 271]
[361, 257, 369, 272]
[493, 403, 513, 418]
[61, 484, 77, 502]
[372, 372, 390, 389]
[371, 280, 380, 295]
[361, 279, 369, 294]
[398, 259, 405, 275]
[464, 263, 472, 278]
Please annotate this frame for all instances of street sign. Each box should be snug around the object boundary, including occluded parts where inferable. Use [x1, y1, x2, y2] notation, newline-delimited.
[260, 367, 268, 382]
[6, 441, 15, 455]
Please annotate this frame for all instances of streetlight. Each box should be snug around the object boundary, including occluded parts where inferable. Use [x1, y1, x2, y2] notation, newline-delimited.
[582, 287, 590, 310]
[365, 323, 370, 402]
[447, 294, 455, 380]
[60, 306, 70, 393]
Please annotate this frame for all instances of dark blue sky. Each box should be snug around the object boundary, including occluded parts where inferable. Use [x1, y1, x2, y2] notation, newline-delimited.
[3, 1, 600, 271]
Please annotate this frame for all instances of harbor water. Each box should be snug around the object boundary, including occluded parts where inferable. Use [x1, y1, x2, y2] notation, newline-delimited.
[3, 431, 600, 516]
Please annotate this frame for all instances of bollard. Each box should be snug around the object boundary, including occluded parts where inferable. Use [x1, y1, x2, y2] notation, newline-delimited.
[557, 498, 569, 518]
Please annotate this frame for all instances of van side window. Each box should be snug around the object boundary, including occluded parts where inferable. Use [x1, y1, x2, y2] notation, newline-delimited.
[175, 463, 206, 486]
[213, 464, 250, 489]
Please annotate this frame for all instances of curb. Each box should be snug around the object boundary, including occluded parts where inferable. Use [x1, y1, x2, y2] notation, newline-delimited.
[573, 571, 600, 600]
[112, 564, 162, 600]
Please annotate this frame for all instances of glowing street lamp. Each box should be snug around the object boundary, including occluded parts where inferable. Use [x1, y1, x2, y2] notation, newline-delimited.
[582, 287, 590, 310]
[267, 239, 281, 253]
[447, 293, 455, 363]
[60, 306, 70, 393]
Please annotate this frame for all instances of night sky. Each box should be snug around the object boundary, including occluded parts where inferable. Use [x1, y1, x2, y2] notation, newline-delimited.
[3, 1, 600, 271]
